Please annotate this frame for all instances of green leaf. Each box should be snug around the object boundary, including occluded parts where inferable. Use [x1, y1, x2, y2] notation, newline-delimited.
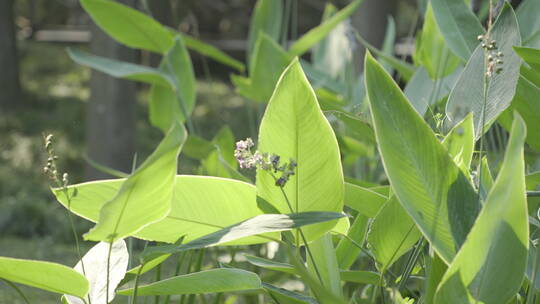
[83, 123, 186, 241]
[201, 126, 237, 178]
[182, 135, 215, 160]
[517, 0, 540, 47]
[149, 36, 196, 133]
[0, 257, 89, 298]
[499, 75, 540, 152]
[424, 253, 447, 304]
[335, 214, 369, 269]
[65, 240, 129, 304]
[288, 0, 362, 56]
[515, 47, 540, 73]
[247, 0, 282, 61]
[431, 0, 485, 61]
[367, 196, 422, 270]
[442, 113, 474, 174]
[67, 48, 173, 87]
[141, 212, 346, 260]
[118, 269, 261, 296]
[181, 34, 245, 72]
[54, 176, 271, 245]
[445, 3, 521, 138]
[435, 114, 529, 304]
[81, 0, 174, 54]
[245, 255, 295, 274]
[263, 283, 317, 304]
[364, 51, 479, 264]
[307, 233, 342, 297]
[344, 182, 387, 217]
[340, 271, 381, 285]
[415, 3, 461, 79]
[247, 33, 293, 102]
[257, 58, 344, 241]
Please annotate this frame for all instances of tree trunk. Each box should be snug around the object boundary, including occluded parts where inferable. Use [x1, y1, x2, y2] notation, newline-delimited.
[85, 0, 137, 180]
[351, 0, 397, 72]
[0, 0, 21, 109]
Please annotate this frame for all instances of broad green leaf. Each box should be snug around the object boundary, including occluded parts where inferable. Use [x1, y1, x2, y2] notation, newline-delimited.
[416, 3, 461, 79]
[81, 0, 174, 54]
[65, 240, 129, 304]
[515, 47, 540, 73]
[526, 241, 540, 291]
[181, 34, 245, 72]
[380, 16, 397, 74]
[288, 0, 362, 56]
[445, 3, 521, 138]
[340, 271, 381, 285]
[0, 257, 89, 298]
[364, 52, 479, 264]
[84, 123, 186, 241]
[257, 58, 344, 241]
[67, 48, 172, 87]
[54, 176, 271, 244]
[442, 113, 474, 174]
[247, 33, 292, 102]
[141, 212, 346, 260]
[307, 233, 342, 297]
[499, 75, 540, 152]
[263, 283, 317, 304]
[431, 0, 485, 61]
[182, 135, 214, 160]
[517, 0, 540, 47]
[435, 114, 529, 304]
[335, 214, 369, 269]
[367, 197, 422, 270]
[404, 66, 461, 116]
[245, 255, 295, 274]
[424, 253, 447, 304]
[247, 0, 282, 61]
[201, 126, 237, 178]
[149, 36, 196, 133]
[344, 182, 387, 217]
[118, 269, 261, 296]
[478, 156, 494, 201]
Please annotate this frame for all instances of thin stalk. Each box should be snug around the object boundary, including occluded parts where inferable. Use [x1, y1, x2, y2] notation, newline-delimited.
[105, 239, 114, 304]
[163, 252, 187, 304]
[131, 262, 145, 304]
[271, 173, 324, 285]
[529, 191, 540, 197]
[281, 0, 292, 48]
[398, 238, 426, 291]
[154, 263, 162, 304]
[526, 241, 540, 304]
[187, 249, 206, 304]
[1, 279, 31, 304]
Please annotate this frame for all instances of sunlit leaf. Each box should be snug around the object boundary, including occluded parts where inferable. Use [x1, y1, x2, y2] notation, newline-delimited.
[364, 51, 479, 264]
[257, 58, 344, 241]
[435, 114, 528, 304]
[0, 257, 88, 298]
[118, 269, 261, 296]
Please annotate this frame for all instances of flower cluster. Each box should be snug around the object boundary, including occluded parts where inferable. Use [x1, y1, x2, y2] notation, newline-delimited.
[478, 34, 504, 77]
[234, 138, 297, 187]
[43, 134, 69, 187]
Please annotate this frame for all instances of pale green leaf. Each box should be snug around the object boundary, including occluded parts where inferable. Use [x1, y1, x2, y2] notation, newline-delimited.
[245, 255, 295, 274]
[263, 283, 317, 304]
[83, 123, 186, 241]
[517, 0, 540, 47]
[335, 214, 369, 269]
[442, 113, 474, 174]
[435, 114, 529, 304]
[445, 3, 521, 138]
[307, 233, 342, 297]
[344, 182, 387, 217]
[367, 197, 422, 270]
[340, 271, 381, 285]
[364, 52, 479, 264]
[54, 176, 272, 245]
[515, 47, 540, 73]
[141, 212, 346, 260]
[149, 36, 196, 133]
[65, 240, 129, 304]
[0, 257, 89, 298]
[288, 0, 363, 56]
[431, 0, 485, 61]
[81, 0, 174, 54]
[180, 34, 245, 72]
[118, 269, 261, 296]
[257, 58, 344, 241]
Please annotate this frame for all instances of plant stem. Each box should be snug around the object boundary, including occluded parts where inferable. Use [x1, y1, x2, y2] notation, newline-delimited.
[154, 263, 161, 304]
[131, 261, 146, 304]
[105, 239, 114, 304]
